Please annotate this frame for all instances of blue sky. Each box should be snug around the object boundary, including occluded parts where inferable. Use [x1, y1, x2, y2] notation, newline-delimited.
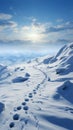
[0, 0, 73, 54]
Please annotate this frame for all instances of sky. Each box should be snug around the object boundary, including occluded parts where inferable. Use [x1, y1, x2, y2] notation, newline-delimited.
[0, 0, 73, 55]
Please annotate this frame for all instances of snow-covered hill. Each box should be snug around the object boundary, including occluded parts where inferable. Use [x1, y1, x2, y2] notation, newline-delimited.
[0, 43, 73, 130]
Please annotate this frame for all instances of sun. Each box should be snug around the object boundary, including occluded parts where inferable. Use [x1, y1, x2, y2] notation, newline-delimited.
[27, 31, 40, 43]
[22, 25, 43, 43]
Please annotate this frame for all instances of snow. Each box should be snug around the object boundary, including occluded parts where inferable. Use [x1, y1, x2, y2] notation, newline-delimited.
[57, 81, 73, 104]
[0, 42, 73, 130]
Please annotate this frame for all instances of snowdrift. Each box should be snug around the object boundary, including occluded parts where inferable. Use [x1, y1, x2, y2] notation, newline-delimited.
[0, 42, 73, 130]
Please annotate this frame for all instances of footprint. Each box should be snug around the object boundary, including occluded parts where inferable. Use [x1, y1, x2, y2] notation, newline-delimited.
[25, 119, 28, 124]
[31, 112, 39, 129]
[36, 101, 43, 104]
[29, 93, 32, 95]
[23, 106, 29, 111]
[20, 117, 28, 125]
[25, 98, 29, 102]
[36, 85, 40, 90]
[9, 122, 15, 128]
[70, 111, 73, 114]
[33, 91, 37, 94]
[33, 89, 36, 92]
[22, 102, 26, 106]
[20, 68, 24, 71]
[33, 89, 37, 94]
[29, 95, 33, 98]
[17, 106, 22, 110]
[28, 93, 33, 98]
[13, 113, 20, 120]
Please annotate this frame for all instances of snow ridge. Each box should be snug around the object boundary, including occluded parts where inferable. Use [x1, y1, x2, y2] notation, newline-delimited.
[0, 42, 73, 130]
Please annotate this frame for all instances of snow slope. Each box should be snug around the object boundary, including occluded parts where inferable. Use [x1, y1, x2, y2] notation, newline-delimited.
[0, 43, 73, 130]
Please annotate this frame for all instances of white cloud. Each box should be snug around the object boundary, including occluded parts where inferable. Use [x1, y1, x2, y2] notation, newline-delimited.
[0, 13, 12, 20]
[0, 26, 6, 32]
[56, 19, 63, 23]
[0, 21, 17, 32]
[0, 16, 73, 45]
[0, 13, 17, 32]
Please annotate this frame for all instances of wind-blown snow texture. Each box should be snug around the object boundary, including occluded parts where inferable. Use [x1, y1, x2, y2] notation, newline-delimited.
[0, 43, 73, 130]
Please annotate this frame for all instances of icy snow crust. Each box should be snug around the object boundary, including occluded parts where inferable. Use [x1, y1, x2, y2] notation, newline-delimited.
[0, 43, 73, 130]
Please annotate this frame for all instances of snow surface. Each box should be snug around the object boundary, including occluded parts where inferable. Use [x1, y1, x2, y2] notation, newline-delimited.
[0, 43, 73, 130]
